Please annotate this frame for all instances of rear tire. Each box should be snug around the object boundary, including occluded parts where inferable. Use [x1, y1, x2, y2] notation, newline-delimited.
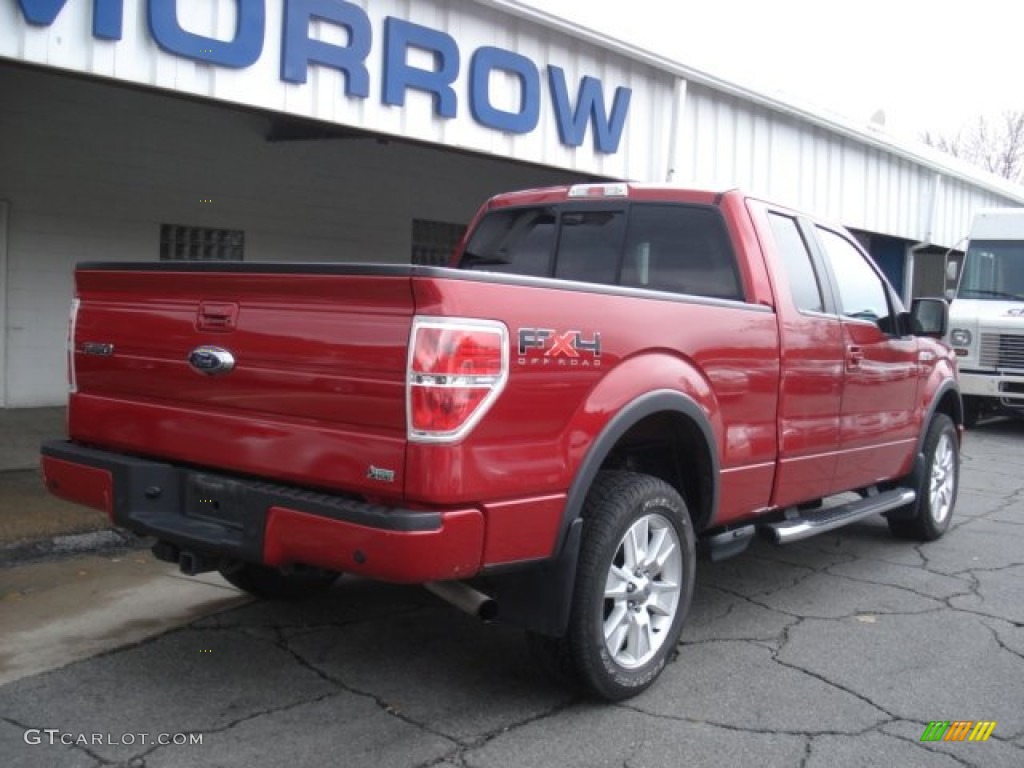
[888, 414, 958, 541]
[544, 471, 695, 701]
[218, 563, 339, 600]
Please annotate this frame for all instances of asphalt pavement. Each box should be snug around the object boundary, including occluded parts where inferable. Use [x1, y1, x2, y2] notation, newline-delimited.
[0, 418, 1022, 768]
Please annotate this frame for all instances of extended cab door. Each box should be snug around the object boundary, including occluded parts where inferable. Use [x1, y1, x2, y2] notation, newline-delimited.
[809, 226, 920, 493]
[752, 206, 843, 508]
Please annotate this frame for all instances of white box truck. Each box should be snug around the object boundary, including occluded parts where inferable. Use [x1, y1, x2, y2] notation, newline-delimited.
[947, 209, 1024, 426]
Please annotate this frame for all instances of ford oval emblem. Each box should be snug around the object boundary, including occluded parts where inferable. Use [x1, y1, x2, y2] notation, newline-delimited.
[188, 346, 236, 375]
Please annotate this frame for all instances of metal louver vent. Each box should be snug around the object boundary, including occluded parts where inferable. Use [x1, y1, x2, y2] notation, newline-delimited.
[979, 333, 1024, 370]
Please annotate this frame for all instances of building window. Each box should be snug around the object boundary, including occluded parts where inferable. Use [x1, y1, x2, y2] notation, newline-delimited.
[160, 224, 245, 261]
[412, 219, 466, 266]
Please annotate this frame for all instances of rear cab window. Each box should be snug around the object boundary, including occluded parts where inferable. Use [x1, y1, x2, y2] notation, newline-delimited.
[460, 202, 744, 302]
[766, 213, 826, 313]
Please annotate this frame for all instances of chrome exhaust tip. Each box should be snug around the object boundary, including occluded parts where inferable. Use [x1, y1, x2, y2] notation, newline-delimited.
[424, 581, 498, 622]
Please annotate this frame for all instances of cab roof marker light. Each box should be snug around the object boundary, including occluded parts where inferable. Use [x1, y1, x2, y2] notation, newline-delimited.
[567, 183, 630, 198]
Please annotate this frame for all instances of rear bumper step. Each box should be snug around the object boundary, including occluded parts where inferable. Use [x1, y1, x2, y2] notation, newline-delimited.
[759, 488, 916, 544]
[40, 440, 484, 583]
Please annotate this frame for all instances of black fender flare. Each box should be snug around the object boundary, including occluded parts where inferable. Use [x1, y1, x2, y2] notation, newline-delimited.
[888, 379, 962, 521]
[558, 388, 720, 550]
[919, 379, 963, 444]
[488, 389, 718, 637]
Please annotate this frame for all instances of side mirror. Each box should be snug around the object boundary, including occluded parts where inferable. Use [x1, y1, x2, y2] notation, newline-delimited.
[908, 297, 948, 339]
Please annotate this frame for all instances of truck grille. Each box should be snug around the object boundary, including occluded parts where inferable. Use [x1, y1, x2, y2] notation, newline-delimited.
[979, 333, 1024, 370]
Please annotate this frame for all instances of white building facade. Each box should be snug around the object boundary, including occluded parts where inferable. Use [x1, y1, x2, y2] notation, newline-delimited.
[2, 0, 1023, 408]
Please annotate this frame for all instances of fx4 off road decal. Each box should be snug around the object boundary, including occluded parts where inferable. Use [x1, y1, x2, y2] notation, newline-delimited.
[517, 328, 602, 367]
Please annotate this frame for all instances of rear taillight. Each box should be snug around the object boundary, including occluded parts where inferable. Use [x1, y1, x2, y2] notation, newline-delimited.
[407, 317, 508, 443]
[67, 298, 80, 395]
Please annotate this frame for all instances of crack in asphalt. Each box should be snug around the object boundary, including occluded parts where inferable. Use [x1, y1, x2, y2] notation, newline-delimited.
[701, 584, 805, 619]
[880, 723, 1023, 768]
[618, 700, 892, 739]
[415, 752, 465, 768]
[752, 552, 839, 572]
[423, 698, 583, 768]
[139, 689, 342, 765]
[711, 581, 946, 622]
[810, 564, 1013, 625]
[705, 560, 820, 599]
[748, 547, 861, 570]
[912, 541, 938, 570]
[757, 533, 931, 570]
[681, 586, 800, 644]
[142, 500, 1022, 766]
[3, 433, 1020, 767]
[4, 622, 373, 765]
[770, 620, 900, 722]
[263, 621, 584, 762]
[968, 489, 1024, 519]
[821, 563, 973, 600]
[260, 624, 459, 746]
[949, 562, 1024, 577]
[678, 635, 787, 650]
[688, 589, 738, 624]
[979, 619, 1024, 661]
[944, 599, 1024, 628]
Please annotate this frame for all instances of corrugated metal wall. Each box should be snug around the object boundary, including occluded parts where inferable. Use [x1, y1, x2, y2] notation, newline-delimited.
[1, 0, 1022, 248]
[0, 65, 580, 407]
[676, 83, 1022, 247]
[0, 0, 676, 182]
[484, 1, 1024, 248]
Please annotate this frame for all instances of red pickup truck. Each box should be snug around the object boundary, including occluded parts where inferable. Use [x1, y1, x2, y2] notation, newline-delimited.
[42, 183, 961, 700]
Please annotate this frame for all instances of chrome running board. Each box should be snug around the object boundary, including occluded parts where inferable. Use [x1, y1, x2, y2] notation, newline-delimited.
[759, 488, 916, 544]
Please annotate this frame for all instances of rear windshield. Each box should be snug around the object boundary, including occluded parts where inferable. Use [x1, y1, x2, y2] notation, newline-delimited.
[460, 203, 743, 301]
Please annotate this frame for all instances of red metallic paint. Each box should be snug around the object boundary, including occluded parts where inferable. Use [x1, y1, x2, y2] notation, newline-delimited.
[480, 494, 566, 564]
[405, 275, 781, 527]
[69, 393, 407, 498]
[262, 506, 484, 583]
[71, 270, 413, 497]
[48, 183, 959, 588]
[830, 319, 919, 493]
[40, 455, 113, 519]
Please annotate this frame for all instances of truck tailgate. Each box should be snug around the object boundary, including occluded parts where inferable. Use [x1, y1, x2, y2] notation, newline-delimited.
[70, 265, 413, 496]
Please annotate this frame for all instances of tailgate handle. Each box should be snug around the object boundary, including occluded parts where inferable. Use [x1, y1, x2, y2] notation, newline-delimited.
[197, 302, 238, 332]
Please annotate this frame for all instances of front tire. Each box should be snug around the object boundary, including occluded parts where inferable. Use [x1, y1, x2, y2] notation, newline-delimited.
[563, 471, 696, 700]
[218, 562, 339, 600]
[888, 413, 959, 541]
